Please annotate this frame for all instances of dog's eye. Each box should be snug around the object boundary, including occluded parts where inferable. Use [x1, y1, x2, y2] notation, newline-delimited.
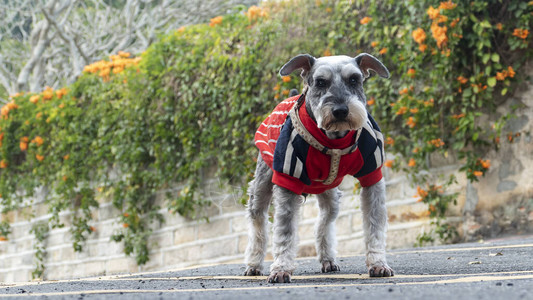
[349, 76, 359, 86]
[316, 78, 327, 88]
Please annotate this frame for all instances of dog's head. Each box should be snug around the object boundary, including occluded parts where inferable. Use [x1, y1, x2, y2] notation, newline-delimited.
[280, 53, 389, 138]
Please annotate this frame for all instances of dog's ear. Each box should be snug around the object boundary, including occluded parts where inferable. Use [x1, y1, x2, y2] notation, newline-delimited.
[279, 54, 315, 77]
[355, 53, 390, 79]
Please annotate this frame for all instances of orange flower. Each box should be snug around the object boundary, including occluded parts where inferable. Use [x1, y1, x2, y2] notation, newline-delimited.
[407, 68, 416, 77]
[246, 5, 268, 21]
[473, 171, 483, 177]
[42, 86, 54, 100]
[367, 97, 375, 105]
[123, 212, 130, 217]
[424, 98, 434, 107]
[282, 76, 291, 83]
[62, 175, 68, 181]
[177, 26, 186, 33]
[123, 223, 129, 228]
[496, 71, 506, 81]
[30, 95, 40, 104]
[495, 23, 503, 31]
[451, 113, 465, 119]
[0, 160, 7, 168]
[35, 154, 44, 161]
[450, 18, 460, 28]
[20, 141, 28, 151]
[385, 136, 395, 146]
[427, 6, 440, 20]
[431, 23, 448, 48]
[63, 154, 70, 161]
[457, 76, 468, 84]
[379, 48, 388, 55]
[90, 226, 96, 232]
[412, 28, 426, 44]
[118, 51, 130, 58]
[428, 138, 445, 147]
[360, 17, 372, 25]
[412, 147, 420, 154]
[415, 186, 428, 201]
[282, 90, 290, 96]
[438, 1, 457, 10]
[406, 117, 417, 128]
[480, 159, 491, 169]
[371, 41, 379, 48]
[209, 16, 223, 27]
[322, 49, 332, 57]
[273, 84, 280, 91]
[399, 87, 409, 95]
[0, 236, 6, 241]
[410, 108, 419, 114]
[32, 136, 44, 146]
[396, 106, 408, 115]
[408, 158, 416, 167]
[418, 44, 428, 52]
[384, 160, 394, 168]
[512, 28, 529, 39]
[55, 88, 68, 99]
[507, 66, 515, 78]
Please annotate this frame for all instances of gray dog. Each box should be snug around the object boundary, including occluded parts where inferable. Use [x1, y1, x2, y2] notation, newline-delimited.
[244, 53, 393, 283]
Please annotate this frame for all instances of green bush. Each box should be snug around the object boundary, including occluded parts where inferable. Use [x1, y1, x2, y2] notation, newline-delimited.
[0, 0, 531, 276]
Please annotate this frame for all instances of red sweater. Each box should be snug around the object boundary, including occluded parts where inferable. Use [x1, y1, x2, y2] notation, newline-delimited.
[255, 95, 384, 195]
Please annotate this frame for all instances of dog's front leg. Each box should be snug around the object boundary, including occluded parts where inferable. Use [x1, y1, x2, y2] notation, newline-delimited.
[268, 185, 302, 283]
[360, 178, 394, 277]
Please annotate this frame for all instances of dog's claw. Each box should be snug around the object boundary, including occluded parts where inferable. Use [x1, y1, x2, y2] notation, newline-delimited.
[321, 261, 340, 273]
[368, 265, 394, 277]
[244, 267, 262, 276]
[267, 271, 292, 283]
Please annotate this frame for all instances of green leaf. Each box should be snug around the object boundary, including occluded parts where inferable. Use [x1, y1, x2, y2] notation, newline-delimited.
[491, 53, 500, 63]
[482, 53, 490, 64]
[501, 88, 508, 95]
[487, 77, 496, 87]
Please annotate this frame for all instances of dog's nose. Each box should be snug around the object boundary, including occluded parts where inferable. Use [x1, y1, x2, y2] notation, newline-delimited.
[332, 105, 349, 120]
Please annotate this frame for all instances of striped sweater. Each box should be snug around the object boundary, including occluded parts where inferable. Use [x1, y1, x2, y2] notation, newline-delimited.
[255, 94, 384, 195]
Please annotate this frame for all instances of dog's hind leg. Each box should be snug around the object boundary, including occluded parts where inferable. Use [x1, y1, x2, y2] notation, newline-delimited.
[244, 155, 273, 276]
[315, 188, 341, 273]
[268, 185, 302, 283]
[360, 178, 394, 277]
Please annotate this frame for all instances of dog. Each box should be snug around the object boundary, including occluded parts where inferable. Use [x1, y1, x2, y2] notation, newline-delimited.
[244, 53, 393, 283]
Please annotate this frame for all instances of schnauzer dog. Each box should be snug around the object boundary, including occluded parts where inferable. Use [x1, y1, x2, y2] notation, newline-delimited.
[244, 53, 393, 283]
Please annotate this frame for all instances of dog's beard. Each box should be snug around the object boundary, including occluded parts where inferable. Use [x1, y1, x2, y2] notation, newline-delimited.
[317, 100, 367, 133]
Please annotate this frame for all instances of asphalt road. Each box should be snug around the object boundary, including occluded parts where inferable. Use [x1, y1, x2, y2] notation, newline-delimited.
[1, 235, 533, 299]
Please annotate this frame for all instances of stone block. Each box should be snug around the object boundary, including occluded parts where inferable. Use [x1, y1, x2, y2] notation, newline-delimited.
[148, 231, 173, 249]
[173, 226, 197, 245]
[336, 215, 352, 236]
[106, 256, 138, 275]
[162, 247, 191, 267]
[302, 201, 319, 219]
[237, 235, 248, 254]
[197, 218, 230, 240]
[199, 237, 237, 259]
[230, 215, 248, 234]
[298, 223, 315, 241]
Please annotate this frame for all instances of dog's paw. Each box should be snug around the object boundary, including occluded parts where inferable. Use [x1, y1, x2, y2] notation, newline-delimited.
[321, 261, 340, 273]
[368, 264, 394, 277]
[267, 271, 292, 283]
[243, 267, 262, 276]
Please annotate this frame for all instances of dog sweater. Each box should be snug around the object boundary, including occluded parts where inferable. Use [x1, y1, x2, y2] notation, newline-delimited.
[254, 94, 384, 195]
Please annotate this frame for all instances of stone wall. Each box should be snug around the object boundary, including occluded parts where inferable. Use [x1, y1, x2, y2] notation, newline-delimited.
[0, 71, 531, 283]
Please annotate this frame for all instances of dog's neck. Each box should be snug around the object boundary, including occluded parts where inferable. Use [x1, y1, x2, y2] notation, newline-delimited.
[304, 100, 350, 140]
